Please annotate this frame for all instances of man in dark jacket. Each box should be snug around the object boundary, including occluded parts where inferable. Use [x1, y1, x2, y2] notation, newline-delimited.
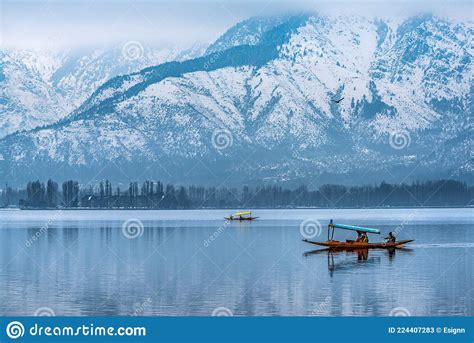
[385, 232, 396, 243]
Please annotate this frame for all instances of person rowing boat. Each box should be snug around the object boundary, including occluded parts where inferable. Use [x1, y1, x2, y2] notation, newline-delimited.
[385, 232, 396, 243]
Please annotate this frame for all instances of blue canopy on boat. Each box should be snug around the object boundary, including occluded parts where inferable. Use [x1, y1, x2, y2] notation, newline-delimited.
[332, 223, 381, 234]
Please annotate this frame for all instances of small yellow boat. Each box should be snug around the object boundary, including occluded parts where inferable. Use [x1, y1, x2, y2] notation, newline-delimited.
[225, 211, 258, 221]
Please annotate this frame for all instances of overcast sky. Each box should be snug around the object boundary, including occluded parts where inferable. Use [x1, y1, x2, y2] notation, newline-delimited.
[1, 0, 472, 50]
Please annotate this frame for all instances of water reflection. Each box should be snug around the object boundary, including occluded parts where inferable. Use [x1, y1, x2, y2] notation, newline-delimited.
[303, 248, 415, 277]
[0, 209, 473, 316]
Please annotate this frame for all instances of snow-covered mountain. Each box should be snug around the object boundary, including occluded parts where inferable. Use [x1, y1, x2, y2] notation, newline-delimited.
[1, 14, 472, 186]
[0, 43, 207, 137]
[0, 50, 68, 138]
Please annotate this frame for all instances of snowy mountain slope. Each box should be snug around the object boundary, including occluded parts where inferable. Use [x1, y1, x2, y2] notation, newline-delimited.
[51, 43, 208, 110]
[0, 14, 472, 185]
[0, 43, 207, 137]
[206, 15, 290, 53]
[0, 50, 69, 137]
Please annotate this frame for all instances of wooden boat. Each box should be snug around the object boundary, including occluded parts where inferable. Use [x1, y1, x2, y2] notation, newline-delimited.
[225, 211, 258, 221]
[302, 219, 413, 249]
[303, 239, 414, 249]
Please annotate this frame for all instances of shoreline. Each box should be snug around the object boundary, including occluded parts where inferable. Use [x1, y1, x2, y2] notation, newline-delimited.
[2, 206, 473, 211]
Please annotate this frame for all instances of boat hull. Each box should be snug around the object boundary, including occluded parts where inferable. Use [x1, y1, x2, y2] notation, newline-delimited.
[303, 239, 413, 249]
[224, 217, 259, 221]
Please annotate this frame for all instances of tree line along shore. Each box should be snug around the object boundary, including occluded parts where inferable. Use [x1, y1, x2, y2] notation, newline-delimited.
[1, 179, 471, 209]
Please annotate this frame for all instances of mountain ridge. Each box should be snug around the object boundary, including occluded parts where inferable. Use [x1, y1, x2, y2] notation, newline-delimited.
[0, 43, 207, 138]
[0, 13, 472, 186]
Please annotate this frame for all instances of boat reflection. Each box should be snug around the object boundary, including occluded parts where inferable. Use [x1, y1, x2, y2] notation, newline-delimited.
[303, 247, 412, 276]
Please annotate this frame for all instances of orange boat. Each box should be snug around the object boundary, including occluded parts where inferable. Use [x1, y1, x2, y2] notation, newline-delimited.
[303, 239, 414, 249]
[302, 219, 413, 249]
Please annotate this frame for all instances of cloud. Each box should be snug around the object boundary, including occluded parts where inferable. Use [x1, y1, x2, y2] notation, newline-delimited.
[2, 0, 471, 50]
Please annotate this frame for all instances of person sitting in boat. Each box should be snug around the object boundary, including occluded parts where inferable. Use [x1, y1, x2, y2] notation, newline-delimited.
[355, 231, 364, 242]
[361, 232, 369, 243]
[385, 232, 396, 243]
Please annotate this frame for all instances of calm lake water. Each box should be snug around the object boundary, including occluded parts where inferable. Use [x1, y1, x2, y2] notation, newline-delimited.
[0, 208, 473, 316]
